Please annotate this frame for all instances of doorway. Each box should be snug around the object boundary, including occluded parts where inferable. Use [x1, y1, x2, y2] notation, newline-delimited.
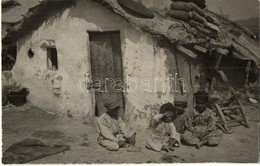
[89, 31, 125, 117]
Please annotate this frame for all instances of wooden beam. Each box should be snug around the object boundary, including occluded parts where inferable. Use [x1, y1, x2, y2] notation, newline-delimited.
[236, 99, 250, 128]
[214, 103, 229, 132]
[209, 40, 231, 49]
[227, 119, 243, 123]
[228, 123, 243, 128]
[193, 45, 208, 53]
[222, 106, 241, 110]
[215, 54, 223, 70]
[215, 48, 229, 55]
[245, 61, 251, 86]
[177, 45, 198, 59]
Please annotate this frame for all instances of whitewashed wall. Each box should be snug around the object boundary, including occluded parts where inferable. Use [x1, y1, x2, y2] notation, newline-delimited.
[12, 1, 190, 129]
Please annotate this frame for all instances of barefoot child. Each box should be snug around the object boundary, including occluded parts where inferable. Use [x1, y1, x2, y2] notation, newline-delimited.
[182, 90, 223, 149]
[97, 98, 136, 151]
[146, 103, 180, 152]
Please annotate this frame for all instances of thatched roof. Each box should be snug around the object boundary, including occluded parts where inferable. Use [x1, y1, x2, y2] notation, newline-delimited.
[3, 0, 260, 64]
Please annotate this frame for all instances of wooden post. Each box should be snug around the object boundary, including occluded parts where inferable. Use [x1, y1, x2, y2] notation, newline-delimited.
[236, 98, 250, 128]
[174, 54, 184, 95]
[214, 103, 229, 132]
[214, 54, 223, 70]
[244, 61, 251, 86]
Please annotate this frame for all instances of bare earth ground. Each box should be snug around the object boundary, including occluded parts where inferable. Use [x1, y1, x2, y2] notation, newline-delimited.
[2, 102, 259, 163]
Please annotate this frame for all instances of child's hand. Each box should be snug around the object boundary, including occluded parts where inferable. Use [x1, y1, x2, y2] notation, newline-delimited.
[127, 133, 136, 146]
[169, 138, 179, 147]
[116, 134, 124, 142]
[118, 139, 126, 147]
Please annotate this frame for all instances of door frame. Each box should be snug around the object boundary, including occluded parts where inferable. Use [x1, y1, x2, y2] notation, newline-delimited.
[87, 30, 126, 114]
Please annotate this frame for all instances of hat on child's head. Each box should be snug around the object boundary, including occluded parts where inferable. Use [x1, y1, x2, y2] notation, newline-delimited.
[174, 96, 188, 114]
[194, 90, 209, 104]
[104, 97, 121, 111]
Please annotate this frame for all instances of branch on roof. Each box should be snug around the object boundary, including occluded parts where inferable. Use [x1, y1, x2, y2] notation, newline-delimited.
[2, 0, 21, 8]
[4, 0, 76, 43]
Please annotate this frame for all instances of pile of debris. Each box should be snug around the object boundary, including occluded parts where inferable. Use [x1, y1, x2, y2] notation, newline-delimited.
[2, 102, 33, 112]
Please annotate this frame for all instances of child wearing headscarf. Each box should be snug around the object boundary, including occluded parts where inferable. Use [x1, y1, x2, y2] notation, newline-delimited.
[97, 98, 136, 151]
[182, 90, 223, 149]
[146, 102, 181, 152]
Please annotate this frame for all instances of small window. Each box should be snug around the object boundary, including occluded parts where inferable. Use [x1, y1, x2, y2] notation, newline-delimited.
[47, 47, 58, 70]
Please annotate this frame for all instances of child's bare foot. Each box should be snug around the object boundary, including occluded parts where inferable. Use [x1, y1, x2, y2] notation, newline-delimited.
[161, 145, 169, 152]
[174, 143, 179, 147]
[169, 146, 175, 151]
[196, 144, 201, 149]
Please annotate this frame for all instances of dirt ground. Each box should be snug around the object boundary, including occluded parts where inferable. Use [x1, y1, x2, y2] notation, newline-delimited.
[2, 102, 259, 163]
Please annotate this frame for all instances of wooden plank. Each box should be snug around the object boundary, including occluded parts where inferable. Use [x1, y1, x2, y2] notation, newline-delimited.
[214, 103, 229, 131]
[245, 61, 251, 86]
[193, 44, 208, 53]
[214, 54, 223, 70]
[236, 99, 250, 128]
[89, 32, 115, 116]
[215, 48, 229, 55]
[232, 41, 259, 64]
[174, 49, 184, 95]
[110, 32, 125, 114]
[222, 106, 241, 110]
[228, 123, 243, 128]
[238, 33, 259, 57]
[177, 45, 198, 59]
[209, 40, 231, 49]
[227, 119, 243, 123]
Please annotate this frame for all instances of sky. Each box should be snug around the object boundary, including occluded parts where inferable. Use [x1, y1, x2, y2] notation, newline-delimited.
[206, 0, 259, 21]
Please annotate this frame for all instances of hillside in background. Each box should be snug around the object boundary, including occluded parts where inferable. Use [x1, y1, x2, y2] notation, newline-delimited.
[236, 17, 259, 40]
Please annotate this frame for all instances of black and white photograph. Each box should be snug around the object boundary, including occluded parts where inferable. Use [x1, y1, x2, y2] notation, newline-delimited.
[1, 0, 259, 164]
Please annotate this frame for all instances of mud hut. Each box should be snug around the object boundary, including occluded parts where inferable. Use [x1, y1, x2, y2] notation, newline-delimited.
[3, 0, 259, 129]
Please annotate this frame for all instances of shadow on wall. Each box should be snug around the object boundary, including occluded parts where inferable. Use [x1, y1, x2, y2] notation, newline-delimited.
[9, 2, 74, 44]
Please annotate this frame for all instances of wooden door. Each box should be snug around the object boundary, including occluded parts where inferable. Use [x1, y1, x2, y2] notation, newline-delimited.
[89, 31, 124, 117]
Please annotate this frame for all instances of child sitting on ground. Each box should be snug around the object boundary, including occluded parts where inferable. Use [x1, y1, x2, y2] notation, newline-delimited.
[182, 90, 223, 149]
[146, 103, 180, 152]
